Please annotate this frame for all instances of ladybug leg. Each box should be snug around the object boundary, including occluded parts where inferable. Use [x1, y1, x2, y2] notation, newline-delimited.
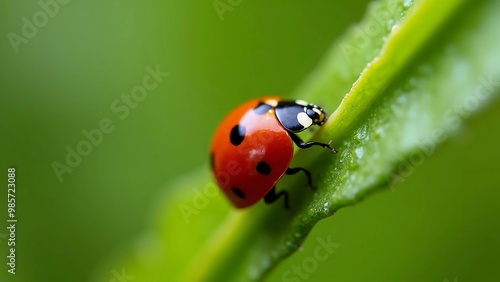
[286, 167, 315, 190]
[289, 133, 338, 153]
[264, 186, 290, 210]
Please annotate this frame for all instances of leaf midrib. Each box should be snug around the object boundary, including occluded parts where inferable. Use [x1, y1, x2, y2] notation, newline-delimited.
[318, 0, 468, 143]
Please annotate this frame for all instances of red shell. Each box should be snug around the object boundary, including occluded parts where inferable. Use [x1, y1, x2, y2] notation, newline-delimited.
[210, 97, 294, 208]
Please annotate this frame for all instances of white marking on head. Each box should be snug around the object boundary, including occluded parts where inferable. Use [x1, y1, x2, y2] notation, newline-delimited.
[313, 108, 322, 115]
[265, 99, 278, 107]
[297, 112, 313, 128]
[296, 100, 308, 106]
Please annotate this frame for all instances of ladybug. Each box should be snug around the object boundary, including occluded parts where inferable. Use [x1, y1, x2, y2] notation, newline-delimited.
[210, 97, 336, 209]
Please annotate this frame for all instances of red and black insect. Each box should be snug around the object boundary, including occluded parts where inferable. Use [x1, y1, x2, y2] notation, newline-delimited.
[210, 97, 336, 209]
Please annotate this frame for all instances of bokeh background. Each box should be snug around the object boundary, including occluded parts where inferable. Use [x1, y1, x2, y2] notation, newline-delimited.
[1, 0, 499, 281]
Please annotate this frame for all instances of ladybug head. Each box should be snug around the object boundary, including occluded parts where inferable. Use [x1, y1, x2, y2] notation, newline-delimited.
[275, 100, 328, 133]
[305, 104, 327, 126]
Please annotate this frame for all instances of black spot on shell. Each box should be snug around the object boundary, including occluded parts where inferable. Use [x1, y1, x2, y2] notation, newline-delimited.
[230, 124, 246, 146]
[256, 161, 272, 175]
[253, 102, 272, 115]
[232, 187, 245, 198]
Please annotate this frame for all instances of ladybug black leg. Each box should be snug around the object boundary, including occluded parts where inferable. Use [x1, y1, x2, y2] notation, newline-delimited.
[286, 167, 315, 190]
[289, 133, 337, 153]
[264, 186, 290, 210]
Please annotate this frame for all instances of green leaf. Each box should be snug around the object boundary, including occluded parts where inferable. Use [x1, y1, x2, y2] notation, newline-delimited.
[94, 0, 500, 281]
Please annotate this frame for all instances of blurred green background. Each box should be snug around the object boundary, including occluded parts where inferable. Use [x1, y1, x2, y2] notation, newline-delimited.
[0, 0, 499, 281]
